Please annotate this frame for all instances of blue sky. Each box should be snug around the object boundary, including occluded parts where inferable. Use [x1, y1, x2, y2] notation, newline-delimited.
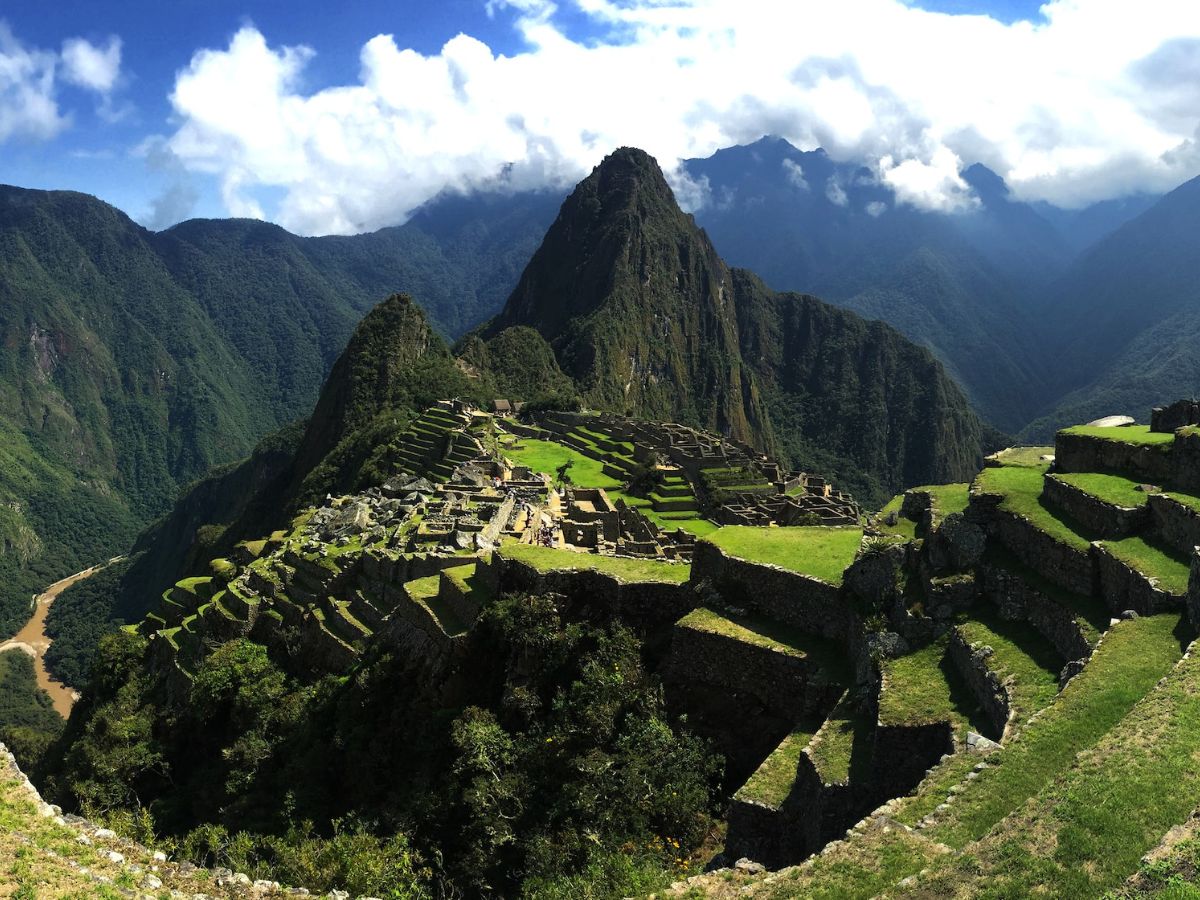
[1, 0, 1197, 234]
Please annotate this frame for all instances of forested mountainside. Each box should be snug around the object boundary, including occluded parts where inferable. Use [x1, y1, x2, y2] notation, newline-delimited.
[1021, 174, 1200, 438]
[680, 138, 1074, 432]
[0, 185, 554, 637]
[485, 147, 997, 502]
[46, 150, 997, 687]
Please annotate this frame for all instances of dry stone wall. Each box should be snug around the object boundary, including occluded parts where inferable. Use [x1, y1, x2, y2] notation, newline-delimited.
[690, 541, 856, 644]
[977, 563, 1094, 661]
[1149, 495, 1200, 557]
[1054, 433, 1173, 483]
[986, 508, 1096, 597]
[948, 627, 1010, 737]
[1043, 474, 1148, 537]
[1093, 543, 1182, 616]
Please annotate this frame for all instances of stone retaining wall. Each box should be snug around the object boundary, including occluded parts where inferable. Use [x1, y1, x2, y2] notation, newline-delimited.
[1043, 474, 1148, 538]
[1054, 432, 1173, 483]
[1187, 551, 1200, 631]
[977, 563, 1094, 661]
[948, 627, 1010, 738]
[1149, 494, 1200, 556]
[497, 556, 694, 642]
[1172, 431, 1200, 494]
[869, 719, 954, 800]
[1093, 543, 1182, 615]
[987, 509, 1096, 597]
[663, 620, 842, 715]
[691, 541, 855, 644]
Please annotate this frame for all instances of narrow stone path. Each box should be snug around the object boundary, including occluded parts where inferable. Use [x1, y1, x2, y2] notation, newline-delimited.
[0, 558, 120, 718]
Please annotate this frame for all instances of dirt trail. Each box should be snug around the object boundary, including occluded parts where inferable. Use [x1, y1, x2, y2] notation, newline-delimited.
[0, 559, 120, 718]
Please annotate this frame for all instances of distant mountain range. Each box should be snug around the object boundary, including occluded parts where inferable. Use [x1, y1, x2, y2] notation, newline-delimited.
[0, 134, 1195, 637]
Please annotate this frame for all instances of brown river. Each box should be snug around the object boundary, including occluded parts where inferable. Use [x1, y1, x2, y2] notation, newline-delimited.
[0, 560, 117, 717]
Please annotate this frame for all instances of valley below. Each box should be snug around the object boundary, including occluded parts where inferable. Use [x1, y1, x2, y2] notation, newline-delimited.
[0, 561, 115, 718]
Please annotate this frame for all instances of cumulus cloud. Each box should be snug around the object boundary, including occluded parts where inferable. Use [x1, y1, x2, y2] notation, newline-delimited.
[160, 1, 1200, 234]
[0, 23, 125, 143]
[61, 36, 122, 93]
[0, 23, 65, 141]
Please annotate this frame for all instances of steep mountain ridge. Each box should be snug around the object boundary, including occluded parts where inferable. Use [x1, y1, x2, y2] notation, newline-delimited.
[681, 137, 1064, 431]
[486, 147, 995, 501]
[0, 184, 552, 636]
[1024, 175, 1200, 436]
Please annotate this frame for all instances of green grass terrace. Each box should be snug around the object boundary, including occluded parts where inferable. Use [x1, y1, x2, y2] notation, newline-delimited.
[496, 542, 691, 583]
[1059, 424, 1175, 448]
[703, 525, 863, 585]
[973, 462, 1094, 550]
[1052, 470, 1152, 508]
[1101, 535, 1191, 595]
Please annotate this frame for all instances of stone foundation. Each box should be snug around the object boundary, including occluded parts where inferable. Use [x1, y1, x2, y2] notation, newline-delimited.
[947, 627, 1010, 738]
[977, 563, 1095, 661]
[987, 509, 1096, 597]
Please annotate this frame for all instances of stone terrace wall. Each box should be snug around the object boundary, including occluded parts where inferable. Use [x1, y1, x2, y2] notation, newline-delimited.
[1149, 494, 1200, 557]
[978, 563, 1094, 661]
[664, 621, 843, 716]
[691, 541, 856, 644]
[1187, 551, 1200, 631]
[948, 627, 1010, 738]
[1093, 543, 1182, 616]
[1054, 432, 1174, 484]
[869, 720, 954, 800]
[1172, 430, 1200, 494]
[986, 508, 1097, 597]
[496, 556, 695, 641]
[1043, 474, 1148, 538]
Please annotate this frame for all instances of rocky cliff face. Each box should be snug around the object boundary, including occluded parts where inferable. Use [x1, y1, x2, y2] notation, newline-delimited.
[487, 147, 774, 450]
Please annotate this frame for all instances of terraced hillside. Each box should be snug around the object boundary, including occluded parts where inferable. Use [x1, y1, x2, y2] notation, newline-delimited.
[658, 411, 1200, 897]
[42, 400, 1200, 897]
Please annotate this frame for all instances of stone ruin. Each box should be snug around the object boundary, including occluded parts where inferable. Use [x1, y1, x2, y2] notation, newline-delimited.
[531, 411, 860, 526]
[558, 487, 697, 560]
[1152, 399, 1200, 433]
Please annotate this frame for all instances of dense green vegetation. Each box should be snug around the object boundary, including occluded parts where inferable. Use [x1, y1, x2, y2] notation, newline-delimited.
[704, 525, 863, 584]
[0, 183, 557, 644]
[41, 591, 721, 897]
[0, 650, 63, 771]
[683, 137, 1074, 434]
[42, 559, 135, 688]
[1024, 175, 1200, 439]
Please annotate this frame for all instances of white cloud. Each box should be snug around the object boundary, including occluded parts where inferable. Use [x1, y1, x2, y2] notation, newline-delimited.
[0, 22, 65, 141]
[782, 158, 809, 190]
[161, 1, 1200, 234]
[826, 180, 848, 207]
[0, 23, 125, 143]
[865, 200, 887, 217]
[879, 146, 978, 213]
[61, 36, 121, 94]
